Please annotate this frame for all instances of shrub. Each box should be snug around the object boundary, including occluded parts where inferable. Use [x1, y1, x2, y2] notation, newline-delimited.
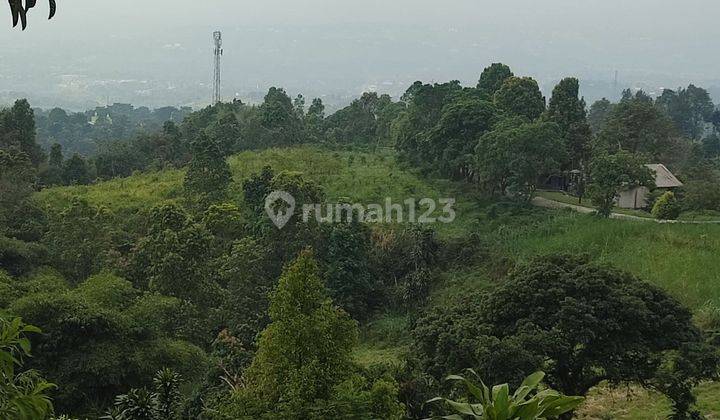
[0, 235, 46, 276]
[652, 191, 681, 220]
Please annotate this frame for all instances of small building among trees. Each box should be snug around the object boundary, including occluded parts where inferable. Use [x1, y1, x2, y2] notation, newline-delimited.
[617, 164, 683, 209]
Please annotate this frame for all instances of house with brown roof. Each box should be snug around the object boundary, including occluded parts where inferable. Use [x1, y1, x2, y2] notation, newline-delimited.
[617, 164, 683, 209]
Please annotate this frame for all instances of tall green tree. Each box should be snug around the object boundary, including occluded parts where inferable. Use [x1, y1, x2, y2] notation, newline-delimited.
[546, 78, 592, 169]
[587, 98, 613, 134]
[49, 143, 63, 167]
[216, 237, 276, 346]
[597, 91, 680, 162]
[242, 250, 357, 414]
[304, 98, 326, 143]
[39, 143, 65, 186]
[656, 85, 715, 139]
[128, 204, 215, 303]
[393, 81, 464, 166]
[205, 109, 242, 156]
[0, 149, 38, 239]
[325, 92, 403, 147]
[586, 151, 654, 217]
[242, 167, 324, 265]
[43, 197, 115, 283]
[424, 96, 496, 179]
[475, 119, 565, 198]
[319, 221, 377, 320]
[0, 99, 44, 166]
[183, 133, 232, 206]
[493, 77, 546, 121]
[62, 154, 91, 185]
[477, 63, 514, 96]
[259, 87, 303, 146]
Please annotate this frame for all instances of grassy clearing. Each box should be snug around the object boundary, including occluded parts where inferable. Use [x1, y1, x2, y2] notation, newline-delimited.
[577, 382, 720, 419]
[36, 147, 475, 233]
[354, 313, 410, 367]
[495, 210, 720, 309]
[35, 168, 184, 217]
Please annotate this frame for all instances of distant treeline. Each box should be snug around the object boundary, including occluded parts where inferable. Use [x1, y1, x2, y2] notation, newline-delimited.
[34, 103, 192, 156]
[5, 70, 720, 205]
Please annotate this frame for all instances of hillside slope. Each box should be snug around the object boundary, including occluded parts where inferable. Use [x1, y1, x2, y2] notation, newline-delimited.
[37, 146, 720, 310]
[35, 146, 720, 417]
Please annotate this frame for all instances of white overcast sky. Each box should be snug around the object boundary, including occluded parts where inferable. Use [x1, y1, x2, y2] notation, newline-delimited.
[6, 0, 717, 32]
[2, 0, 720, 108]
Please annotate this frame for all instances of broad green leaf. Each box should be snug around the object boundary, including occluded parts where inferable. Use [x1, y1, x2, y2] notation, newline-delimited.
[539, 396, 585, 417]
[515, 371, 544, 400]
[492, 383, 510, 420]
[514, 399, 540, 420]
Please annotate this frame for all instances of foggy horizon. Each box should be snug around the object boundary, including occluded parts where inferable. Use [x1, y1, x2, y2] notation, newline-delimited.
[2, 0, 720, 111]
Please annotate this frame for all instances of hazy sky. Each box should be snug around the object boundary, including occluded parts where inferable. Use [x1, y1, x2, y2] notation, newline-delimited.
[2, 0, 720, 109]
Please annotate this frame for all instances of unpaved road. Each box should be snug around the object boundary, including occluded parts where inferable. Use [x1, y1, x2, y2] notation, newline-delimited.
[530, 196, 720, 224]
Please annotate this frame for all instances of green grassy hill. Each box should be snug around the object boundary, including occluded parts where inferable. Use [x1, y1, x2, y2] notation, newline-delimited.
[36, 146, 720, 418]
[36, 145, 720, 309]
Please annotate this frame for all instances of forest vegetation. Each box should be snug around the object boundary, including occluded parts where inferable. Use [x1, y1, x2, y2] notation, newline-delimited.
[2, 63, 720, 419]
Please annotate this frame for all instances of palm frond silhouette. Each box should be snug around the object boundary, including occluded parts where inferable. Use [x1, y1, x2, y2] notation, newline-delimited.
[8, 0, 56, 30]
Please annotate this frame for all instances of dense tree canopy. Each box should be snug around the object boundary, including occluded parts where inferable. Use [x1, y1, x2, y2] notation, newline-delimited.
[413, 255, 719, 417]
[0, 100, 44, 165]
[587, 98, 614, 134]
[596, 91, 681, 162]
[475, 118, 565, 197]
[656, 85, 715, 140]
[477, 63, 514, 96]
[493, 77, 546, 121]
[424, 96, 496, 179]
[8, 272, 208, 415]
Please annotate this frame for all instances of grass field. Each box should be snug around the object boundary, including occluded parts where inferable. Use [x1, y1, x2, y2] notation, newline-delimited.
[36, 146, 720, 417]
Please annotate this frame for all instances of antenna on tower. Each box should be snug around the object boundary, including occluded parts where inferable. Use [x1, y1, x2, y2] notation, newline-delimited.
[614, 70, 618, 91]
[213, 31, 223, 104]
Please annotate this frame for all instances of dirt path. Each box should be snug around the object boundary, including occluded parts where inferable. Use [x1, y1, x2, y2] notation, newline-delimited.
[531, 196, 720, 224]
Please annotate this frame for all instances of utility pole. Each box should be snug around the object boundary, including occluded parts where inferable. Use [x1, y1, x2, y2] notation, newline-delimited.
[213, 31, 223, 104]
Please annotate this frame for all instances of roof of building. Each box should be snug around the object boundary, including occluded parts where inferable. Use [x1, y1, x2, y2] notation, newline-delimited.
[645, 164, 683, 188]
